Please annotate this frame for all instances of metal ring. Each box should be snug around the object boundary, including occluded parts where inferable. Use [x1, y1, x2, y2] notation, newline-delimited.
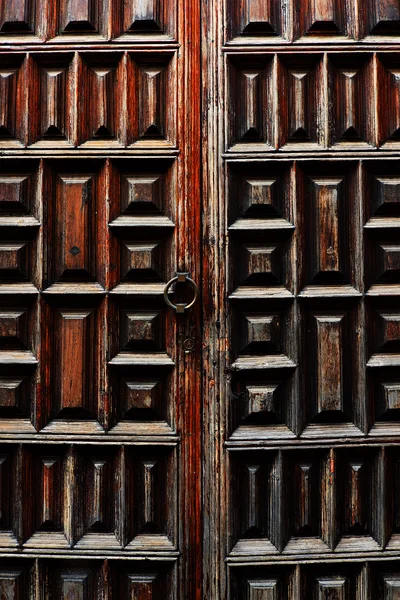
[163, 273, 200, 313]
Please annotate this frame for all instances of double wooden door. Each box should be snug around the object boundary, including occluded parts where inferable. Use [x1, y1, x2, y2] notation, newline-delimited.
[2, 0, 400, 598]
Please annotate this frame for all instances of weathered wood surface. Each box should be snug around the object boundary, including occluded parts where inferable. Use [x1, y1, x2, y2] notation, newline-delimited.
[3, 0, 400, 597]
[202, 0, 400, 599]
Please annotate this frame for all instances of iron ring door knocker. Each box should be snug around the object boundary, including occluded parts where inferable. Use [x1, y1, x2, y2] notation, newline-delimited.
[163, 272, 200, 314]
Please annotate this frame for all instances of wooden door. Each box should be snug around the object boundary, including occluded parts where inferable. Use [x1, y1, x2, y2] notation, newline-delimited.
[202, 0, 400, 598]
[0, 1, 201, 598]
[3, 1, 400, 599]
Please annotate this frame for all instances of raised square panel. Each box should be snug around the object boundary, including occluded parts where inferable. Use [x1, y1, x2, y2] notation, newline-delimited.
[0, 309, 28, 349]
[126, 53, 176, 148]
[382, 576, 400, 598]
[367, 300, 400, 367]
[109, 366, 173, 435]
[0, 243, 28, 280]
[29, 54, 74, 146]
[227, 56, 275, 151]
[122, 174, 162, 213]
[111, 232, 172, 294]
[368, 375, 400, 424]
[230, 229, 293, 297]
[366, 236, 400, 289]
[297, 162, 360, 295]
[121, 241, 163, 282]
[0, 175, 30, 214]
[0, 161, 40, 226]
[0, 375, 29, 416]
[122, 378, 161, 415]
[120, 311, 163, 350]
[241, 313, 281, 352]
[241, 244, 281, 283]
[377, 244, 400, 277]
[328, 55, 375, 147]
[108, 159, 176, 230]
[229, 372, 297, 440]
[108, 296, 172, 367]
[276, 55, 325, 148]
[226, 0, 283, 41]
[316, 577, 349, 599]
[364, 163, 400, 229]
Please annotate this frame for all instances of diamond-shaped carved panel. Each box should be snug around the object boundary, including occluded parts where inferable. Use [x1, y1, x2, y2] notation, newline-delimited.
[228, 163, 294, 231]
[241, 313, 281, 353]
[0, 175, 31, 214]
[0, 243, 28, 280]
[367, 300, 400, 367]
[122, 175, 162, 213]
[0, 310, 28, 349]
[226, 0, 283, 40]
[121, 378, 162, 416]
[0, 376, 29, 416]
[241, 244, 281, 283]
[232, 301, 295, 370]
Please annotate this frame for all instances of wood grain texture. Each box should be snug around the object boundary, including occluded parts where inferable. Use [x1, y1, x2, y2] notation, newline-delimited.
[3, 0, 400, 597]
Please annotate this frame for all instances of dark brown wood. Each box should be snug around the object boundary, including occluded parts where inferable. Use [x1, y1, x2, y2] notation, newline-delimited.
[4, 0, 400, 597]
